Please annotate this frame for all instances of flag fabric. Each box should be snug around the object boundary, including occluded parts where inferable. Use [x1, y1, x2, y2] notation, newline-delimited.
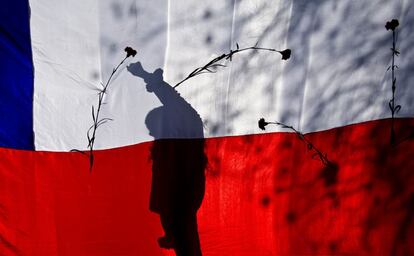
[1, 0, 414, 255]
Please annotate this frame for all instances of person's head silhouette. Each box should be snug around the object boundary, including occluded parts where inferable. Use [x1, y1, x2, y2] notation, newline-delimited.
[145, 107, 164, 139]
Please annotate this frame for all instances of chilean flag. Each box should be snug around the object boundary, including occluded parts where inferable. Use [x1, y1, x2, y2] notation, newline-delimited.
[1, 0, 414, 255]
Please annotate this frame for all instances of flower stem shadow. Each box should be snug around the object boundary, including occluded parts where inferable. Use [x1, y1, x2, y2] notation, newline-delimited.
[174, 43, 291, 89]
[71, 47, 137, 171]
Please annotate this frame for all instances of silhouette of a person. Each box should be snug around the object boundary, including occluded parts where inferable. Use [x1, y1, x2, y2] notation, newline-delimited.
[128, 62, 207, 256]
